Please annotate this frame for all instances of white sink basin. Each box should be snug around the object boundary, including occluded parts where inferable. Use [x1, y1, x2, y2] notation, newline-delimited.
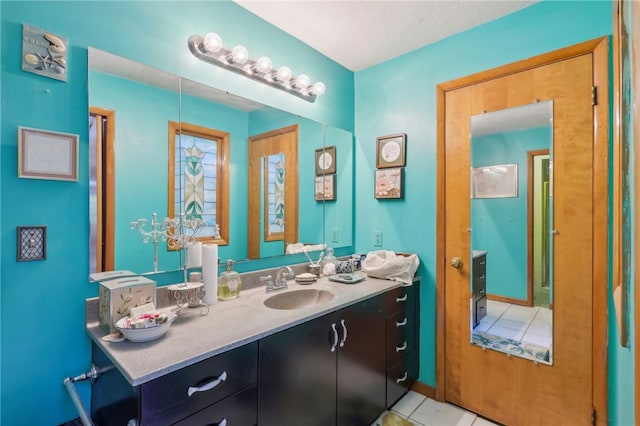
[263, 288, 335, 310]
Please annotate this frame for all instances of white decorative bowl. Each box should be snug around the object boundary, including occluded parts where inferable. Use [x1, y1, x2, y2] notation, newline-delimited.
[115, 313, 176, 343]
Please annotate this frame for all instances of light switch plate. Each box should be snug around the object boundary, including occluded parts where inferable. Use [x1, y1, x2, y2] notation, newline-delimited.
[17, 226, 46, 261]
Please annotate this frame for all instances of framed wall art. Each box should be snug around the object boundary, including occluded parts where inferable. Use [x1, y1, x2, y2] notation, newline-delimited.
[375, 167, 403, 199]
[18, 126, 79, 181]
[22, 24, 67, 81]
[315, 145, 336, 175]
[314, 174, 336, 201]
[471, 164, 518, 199]
[376, 133, 406, 168]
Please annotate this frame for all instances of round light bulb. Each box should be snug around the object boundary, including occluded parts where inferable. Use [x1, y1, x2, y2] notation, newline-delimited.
[230, 45, 249, 64]
[294, 74, 310, 89]
[275, 66, 292, 82]
[310, 81, 326, 96]
[254, 56, 272, 74]
[202, 33, 222, 53]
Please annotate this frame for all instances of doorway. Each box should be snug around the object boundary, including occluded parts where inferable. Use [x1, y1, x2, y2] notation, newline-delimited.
[89, 107, 115, 273]
[247, 125, 299, 259]
[435, 38, 608, 424]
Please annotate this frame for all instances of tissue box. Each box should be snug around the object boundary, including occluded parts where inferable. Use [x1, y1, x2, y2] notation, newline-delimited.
[98, 276, 156, 333]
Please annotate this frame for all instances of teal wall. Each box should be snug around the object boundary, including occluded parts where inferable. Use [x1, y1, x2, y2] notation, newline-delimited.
[353, 0, 625, 422]
[1, 1, 634, 425]
[0, 2, 353, 425]
[471, 127, 551, 301]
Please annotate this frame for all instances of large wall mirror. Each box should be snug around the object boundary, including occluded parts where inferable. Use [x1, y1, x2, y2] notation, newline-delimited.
[88, 48, 353, 275]
[469, 100, 554, 365]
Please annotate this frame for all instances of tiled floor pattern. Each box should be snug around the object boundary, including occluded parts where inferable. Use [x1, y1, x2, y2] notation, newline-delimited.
[373, 391, 500, 426]
[473, 299, 552, 351]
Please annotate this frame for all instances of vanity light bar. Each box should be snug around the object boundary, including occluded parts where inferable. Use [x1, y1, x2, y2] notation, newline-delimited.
[188, 33, 326, 103]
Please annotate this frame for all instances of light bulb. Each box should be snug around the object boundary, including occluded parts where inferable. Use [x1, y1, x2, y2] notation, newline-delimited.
[229, 45, 249, 64]
[275, 66, 292, 82]
[294, 74, 310, 89]
[202, 33, 222, 53]
[254, 56, 272, 74]
[310, 81, 326, 96]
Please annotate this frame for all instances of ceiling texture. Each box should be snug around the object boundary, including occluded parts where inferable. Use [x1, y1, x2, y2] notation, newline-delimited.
[234, 0, 538, 72]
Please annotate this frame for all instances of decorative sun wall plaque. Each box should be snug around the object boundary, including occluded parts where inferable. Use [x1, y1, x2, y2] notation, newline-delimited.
[22, 24, 67, 81]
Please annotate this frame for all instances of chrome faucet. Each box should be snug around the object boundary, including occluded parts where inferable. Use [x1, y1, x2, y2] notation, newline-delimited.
[264, 266, 294, 292]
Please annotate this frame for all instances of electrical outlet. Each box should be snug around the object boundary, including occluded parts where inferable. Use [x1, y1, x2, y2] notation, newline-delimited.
[373, 231, 383, 247]
[331, 229, 339, 243]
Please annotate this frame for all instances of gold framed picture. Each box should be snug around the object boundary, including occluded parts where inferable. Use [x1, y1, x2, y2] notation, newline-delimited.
[376, 133, 406, 168]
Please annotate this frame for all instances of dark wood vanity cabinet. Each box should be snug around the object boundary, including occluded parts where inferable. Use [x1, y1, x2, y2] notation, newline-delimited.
[91, 342, 258, 426]
[258, 294, 387, 426]
[472, 251, 487, 328]
[384, 282, 420, 407]
[90, 282, 420, 425]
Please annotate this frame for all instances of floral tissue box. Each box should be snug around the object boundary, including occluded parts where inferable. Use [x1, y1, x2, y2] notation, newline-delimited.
[98, 276, 156, 333]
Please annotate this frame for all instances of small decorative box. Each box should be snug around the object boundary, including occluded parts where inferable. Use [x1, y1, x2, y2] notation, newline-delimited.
[98, 276, 156, 333]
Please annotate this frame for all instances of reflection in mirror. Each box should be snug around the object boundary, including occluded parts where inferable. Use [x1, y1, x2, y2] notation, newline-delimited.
[88, 48, 353, 275]
[247, 125, 299, 259]
[469, 100, 554, 364]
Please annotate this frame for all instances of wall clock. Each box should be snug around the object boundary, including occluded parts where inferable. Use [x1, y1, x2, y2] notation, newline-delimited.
[376, 133, 406, 168]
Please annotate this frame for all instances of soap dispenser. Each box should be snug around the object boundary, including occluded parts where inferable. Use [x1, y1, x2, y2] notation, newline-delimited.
[218, 259, 242, 300]
[322, 247, 337, 276]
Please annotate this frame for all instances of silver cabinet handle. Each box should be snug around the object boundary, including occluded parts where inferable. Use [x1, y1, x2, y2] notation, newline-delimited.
[396, 294, 408, 302]
[396, 318, 408, 327]
[339, 319, 347, 347]
[330, 323, 339, 352]
[396, 341, 407, 352]
[396, 372, 408, 383]
[208, 419, 227, 426]
[187, 371, 227, 397]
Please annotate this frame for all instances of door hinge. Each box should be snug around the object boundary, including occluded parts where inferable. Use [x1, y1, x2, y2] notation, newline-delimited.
[592, 86, 598, 106]
[591, 406, 596, 425]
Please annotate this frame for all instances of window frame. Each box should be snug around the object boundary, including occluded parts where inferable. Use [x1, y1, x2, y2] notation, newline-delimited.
[168, 121, 229, 249]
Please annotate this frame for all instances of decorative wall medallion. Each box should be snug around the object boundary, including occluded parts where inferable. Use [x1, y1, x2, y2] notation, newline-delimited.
[17, 226, 47, 261]
[22, 24, 67, 81]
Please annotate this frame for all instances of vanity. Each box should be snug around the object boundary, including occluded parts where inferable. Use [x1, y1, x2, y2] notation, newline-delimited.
[87, 275, 420, 425]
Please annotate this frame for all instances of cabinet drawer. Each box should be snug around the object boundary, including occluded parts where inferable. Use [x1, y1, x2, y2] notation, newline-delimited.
[384, 285, 414, 315]
[141, 342, 258, 425]
[386, 351, 418, 408]
[472, 276, 486, 299]
[473, 296, 487, 328]
[386, 310, 415, 366]
[172, 384, 257, 426]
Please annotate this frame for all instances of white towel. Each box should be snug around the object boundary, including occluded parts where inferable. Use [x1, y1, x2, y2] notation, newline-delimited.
[362, 250, 419, 284]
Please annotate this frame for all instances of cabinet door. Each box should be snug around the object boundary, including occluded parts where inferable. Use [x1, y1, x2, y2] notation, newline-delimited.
[337, 295, 386, 426]
[258, 312, 338, 426]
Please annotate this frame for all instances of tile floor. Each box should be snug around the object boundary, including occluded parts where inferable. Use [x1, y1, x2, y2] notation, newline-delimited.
[373, 391, 500, 426]
[473, 300, 552, 350]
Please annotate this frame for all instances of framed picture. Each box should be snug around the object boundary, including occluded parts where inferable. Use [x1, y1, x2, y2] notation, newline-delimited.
[315, 145, 337, 175]
[376, 133, 406, 168]
[18, 127, 79, 181]
[375, 167, 404, 199]
[471, 164, 518, 198]
[315, 174, 336, 201]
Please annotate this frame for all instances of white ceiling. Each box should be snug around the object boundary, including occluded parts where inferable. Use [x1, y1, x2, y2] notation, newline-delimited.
[234, 0, 538, 71]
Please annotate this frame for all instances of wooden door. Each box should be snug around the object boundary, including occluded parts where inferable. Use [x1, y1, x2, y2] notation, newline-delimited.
[248, 125, 299, 259]
[438, 39, 608, 425]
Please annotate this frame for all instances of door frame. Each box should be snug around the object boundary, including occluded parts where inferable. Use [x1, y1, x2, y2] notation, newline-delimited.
[435, 37, 609, 422]
[527, 149, 550, 308]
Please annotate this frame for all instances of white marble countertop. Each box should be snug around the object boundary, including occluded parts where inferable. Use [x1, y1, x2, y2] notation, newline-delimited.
[86, 275, 405, 386]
